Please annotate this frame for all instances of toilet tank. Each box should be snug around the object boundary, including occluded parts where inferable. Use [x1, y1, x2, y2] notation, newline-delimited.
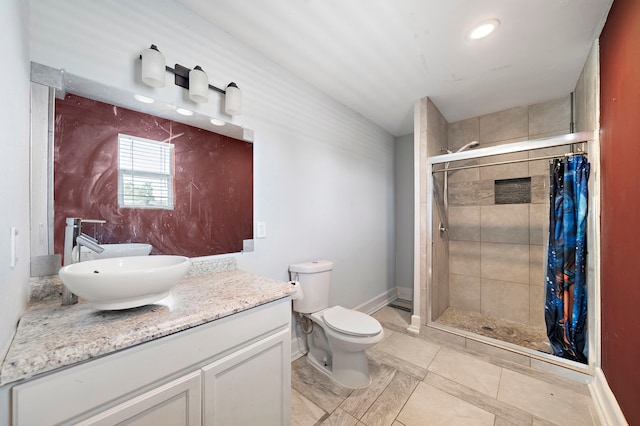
[289, 260, 333, 314]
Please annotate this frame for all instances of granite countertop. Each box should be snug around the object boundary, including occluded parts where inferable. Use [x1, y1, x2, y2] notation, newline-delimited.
[0, 260, 293, 386]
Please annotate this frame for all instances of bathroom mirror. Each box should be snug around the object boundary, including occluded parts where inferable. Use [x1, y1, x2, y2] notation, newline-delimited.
[30, 67, 253, 271]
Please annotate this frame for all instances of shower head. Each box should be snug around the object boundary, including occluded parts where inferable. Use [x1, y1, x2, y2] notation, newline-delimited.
[456, 141, 479, 152]
[446, 141, 480, 154]
[443, 141, 480, 154]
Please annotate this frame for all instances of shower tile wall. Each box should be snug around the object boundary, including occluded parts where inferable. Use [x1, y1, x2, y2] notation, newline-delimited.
[446, 96, 571, 327]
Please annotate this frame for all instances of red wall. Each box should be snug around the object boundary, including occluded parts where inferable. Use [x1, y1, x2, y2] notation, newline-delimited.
[54, 94, 253, 258]
[599, 0, 640, 423]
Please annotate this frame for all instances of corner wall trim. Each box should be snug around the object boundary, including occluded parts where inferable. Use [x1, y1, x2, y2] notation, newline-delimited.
[588, 367, 628, 426]
[396, 286, 413, 301]
[407, 315, 421, 335]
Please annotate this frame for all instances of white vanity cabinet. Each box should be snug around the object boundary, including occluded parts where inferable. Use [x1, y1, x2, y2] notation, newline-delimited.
[9, 298, 291, 426]
[202, 329, 290, 425]
[76, 371, 202, 426]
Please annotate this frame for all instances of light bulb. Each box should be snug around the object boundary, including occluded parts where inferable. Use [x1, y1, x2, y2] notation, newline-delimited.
[468, 19, 500, 40]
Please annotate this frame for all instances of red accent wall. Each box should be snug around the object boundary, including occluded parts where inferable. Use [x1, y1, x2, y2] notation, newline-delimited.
[54, 94, 253, 258]
[599, 0, 640, 423]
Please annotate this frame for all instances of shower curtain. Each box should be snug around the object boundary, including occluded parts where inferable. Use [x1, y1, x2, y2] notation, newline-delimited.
[545, 154, 590, 364]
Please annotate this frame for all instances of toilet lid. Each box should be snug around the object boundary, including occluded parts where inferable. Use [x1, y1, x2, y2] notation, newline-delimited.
[322, 306, 382, 337]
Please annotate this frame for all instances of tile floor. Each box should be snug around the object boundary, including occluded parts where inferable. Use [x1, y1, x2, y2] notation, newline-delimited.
[291, 306, 601, 426]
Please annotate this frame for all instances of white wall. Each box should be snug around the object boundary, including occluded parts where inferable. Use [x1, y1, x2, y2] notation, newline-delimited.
[394, 133, 414, 297]
[28, 0, 396, 309]
[0, 0, 31, 358]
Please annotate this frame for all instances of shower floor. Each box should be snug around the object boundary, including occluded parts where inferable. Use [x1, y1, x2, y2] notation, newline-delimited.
[434, 307, 551, 353]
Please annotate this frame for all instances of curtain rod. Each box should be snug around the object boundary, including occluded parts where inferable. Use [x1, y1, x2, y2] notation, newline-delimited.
[432, 152, 587, 174]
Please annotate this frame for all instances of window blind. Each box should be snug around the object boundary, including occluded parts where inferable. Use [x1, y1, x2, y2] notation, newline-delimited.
[118, 134, 174, 209]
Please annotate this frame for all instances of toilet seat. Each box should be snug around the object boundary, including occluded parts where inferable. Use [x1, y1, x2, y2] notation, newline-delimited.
[322, 306, 382, 337]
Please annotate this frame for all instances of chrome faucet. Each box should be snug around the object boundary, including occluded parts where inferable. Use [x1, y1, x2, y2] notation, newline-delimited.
[62, 218, 106, 305]
[76, 233, 104, 255]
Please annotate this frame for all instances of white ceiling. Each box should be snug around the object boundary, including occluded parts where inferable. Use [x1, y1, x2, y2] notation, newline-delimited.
[177, 0, 612, 137]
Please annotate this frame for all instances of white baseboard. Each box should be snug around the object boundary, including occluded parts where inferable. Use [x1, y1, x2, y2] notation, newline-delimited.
[588, 367, 628, 426]
[354, 287, 398, 315]
[290, 316, 307, 362]
[291, 335, 305, 362]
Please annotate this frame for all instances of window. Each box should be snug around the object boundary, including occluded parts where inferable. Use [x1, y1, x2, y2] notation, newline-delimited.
[118, 134, 174, 209]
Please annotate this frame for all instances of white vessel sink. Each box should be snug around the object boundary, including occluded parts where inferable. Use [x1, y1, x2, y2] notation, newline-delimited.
[59, 255, 191, 310]
[77, 243, 153, 261]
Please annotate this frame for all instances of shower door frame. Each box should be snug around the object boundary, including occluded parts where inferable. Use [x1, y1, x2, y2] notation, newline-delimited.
[420, 131, 600, 374]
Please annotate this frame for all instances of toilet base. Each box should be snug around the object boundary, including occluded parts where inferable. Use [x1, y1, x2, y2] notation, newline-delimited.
[306, 350, 372, 389]
[303, 308, 383, 389]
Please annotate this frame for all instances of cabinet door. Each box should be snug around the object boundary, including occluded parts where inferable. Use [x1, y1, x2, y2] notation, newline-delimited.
[202, 329, 291, 426]
[75, 371, 201, 426]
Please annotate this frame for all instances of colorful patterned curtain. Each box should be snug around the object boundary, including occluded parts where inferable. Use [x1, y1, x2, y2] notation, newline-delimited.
[545, 154, 590, 364]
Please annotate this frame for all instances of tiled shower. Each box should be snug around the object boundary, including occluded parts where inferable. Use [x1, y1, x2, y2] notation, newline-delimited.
[429, 96, 574, 351]
[419, 42, 599, 366]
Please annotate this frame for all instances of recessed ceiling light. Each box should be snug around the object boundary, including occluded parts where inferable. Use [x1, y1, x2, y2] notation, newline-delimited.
[176, 108, 194, 116]
[134, 94, 154, 104]
[468, 19, 500, 40]
[210, 118, 226, 126]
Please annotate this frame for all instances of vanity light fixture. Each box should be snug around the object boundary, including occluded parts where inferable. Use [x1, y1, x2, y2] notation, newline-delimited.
[140, 45, 166, 87]
[468, 19, 500, 40]
[189, 66, 209, 103]
[224, 82, 242, 116]
[139, 44, 242, 116]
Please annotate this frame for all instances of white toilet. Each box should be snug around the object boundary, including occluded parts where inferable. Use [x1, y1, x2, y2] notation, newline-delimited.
[290, 260, 384, 389]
